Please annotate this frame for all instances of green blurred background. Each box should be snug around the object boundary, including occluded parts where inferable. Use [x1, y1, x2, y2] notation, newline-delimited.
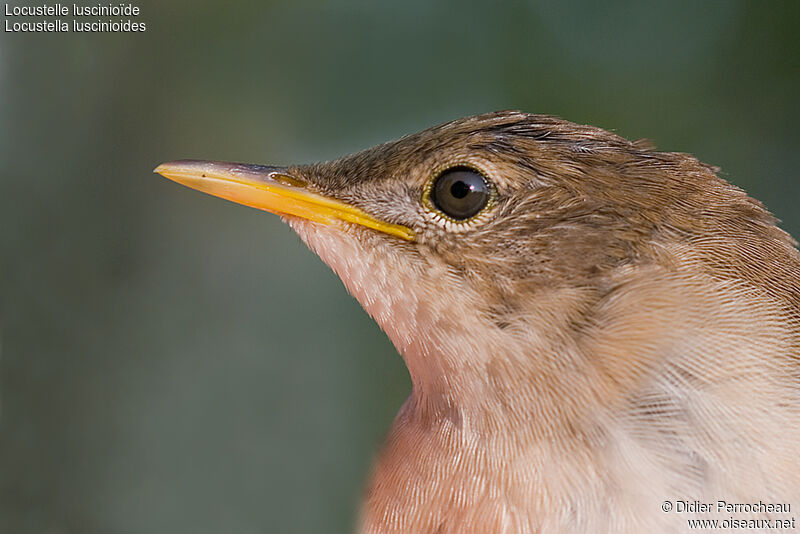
[1, 1, 798, 532]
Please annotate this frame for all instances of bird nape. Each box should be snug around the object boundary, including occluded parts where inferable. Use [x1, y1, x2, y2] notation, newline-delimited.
[155, 111, 800, 534]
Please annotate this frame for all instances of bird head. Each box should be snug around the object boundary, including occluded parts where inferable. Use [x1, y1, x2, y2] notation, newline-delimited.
[156, 111, 797, 437]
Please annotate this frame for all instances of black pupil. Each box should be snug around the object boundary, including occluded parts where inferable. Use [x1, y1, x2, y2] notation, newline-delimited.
[450, 180, 471, 199]
[431, 167, 490, 220]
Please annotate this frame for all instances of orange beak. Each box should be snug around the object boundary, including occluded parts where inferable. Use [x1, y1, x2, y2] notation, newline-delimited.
[154, 160, 413, 241]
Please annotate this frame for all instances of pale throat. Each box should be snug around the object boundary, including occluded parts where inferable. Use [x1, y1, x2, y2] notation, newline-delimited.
[287, 219, 604, 432]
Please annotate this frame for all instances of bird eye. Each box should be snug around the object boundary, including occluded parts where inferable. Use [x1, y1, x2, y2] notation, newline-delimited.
[430, 167, 491, 220]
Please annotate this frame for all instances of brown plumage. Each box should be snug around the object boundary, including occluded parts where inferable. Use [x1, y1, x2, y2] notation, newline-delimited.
[156, 111, 800, 533]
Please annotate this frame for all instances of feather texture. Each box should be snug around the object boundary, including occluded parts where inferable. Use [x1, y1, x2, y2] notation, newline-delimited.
[281, 112, 800, 533]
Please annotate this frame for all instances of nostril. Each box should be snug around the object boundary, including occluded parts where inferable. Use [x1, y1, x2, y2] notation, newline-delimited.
[272, 173, 307, 188]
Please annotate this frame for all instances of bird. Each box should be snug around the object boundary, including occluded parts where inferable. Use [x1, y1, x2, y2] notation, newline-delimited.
[155, 111, 800, 533]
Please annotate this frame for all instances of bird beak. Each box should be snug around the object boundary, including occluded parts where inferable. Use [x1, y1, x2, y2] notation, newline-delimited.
[154, 160, 414, 241]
